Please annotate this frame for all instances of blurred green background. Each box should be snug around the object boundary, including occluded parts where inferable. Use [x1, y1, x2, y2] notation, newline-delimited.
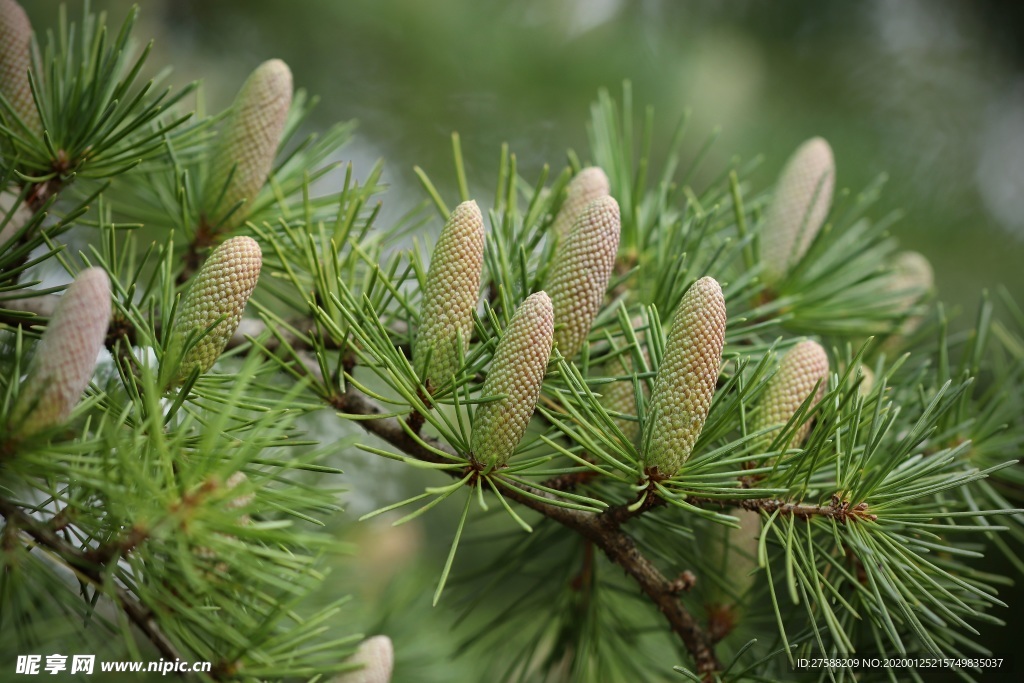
[21, 1, 1024, 679]
[26, 0, 1024, 315]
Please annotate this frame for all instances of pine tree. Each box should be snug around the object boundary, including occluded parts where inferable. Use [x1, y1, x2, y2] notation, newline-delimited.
[2, 4, 1022, 683]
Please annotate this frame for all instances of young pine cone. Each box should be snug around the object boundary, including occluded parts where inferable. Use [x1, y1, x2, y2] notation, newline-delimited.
[332, 635, 394, 683]
[546, 195, 620, 359]
[704, 509, 762, 638]
[855, 364, 875, 396]
[705, 509, 762, 608]
[551, 166, 610, 239]
[600, 316, 649, 444]
[9, 268, 111, 437]
[887, 250, 934, 337]
[471, 292, 554, 468]
[643, 277, 726, 477]
[760, 137, 835, 286]
[0, 188, 33, 247]
[202, 59, 292, 231]
[165, 236, 262, 385]
[753, 340, 829, 452]
[602, 355, 644, 444]
[0, 0, 41, 134]
[413, 200, 484, 393]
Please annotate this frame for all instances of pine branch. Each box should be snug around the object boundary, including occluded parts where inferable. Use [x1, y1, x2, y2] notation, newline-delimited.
[691, 495, 878, 523]
[332, 382, 723, 676]
[2, 293, 298, 352]
[0, 499, 184, 666]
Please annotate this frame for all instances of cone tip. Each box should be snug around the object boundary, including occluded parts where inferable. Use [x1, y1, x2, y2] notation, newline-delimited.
[0, 0, 30, 29]
[453, 199, 482, 219]
[221, 234, 262, 257]
[256, 58, 292, 85]
[798, 137, 834, 167]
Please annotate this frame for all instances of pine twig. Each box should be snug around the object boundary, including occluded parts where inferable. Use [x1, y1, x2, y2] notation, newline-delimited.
[0, 499, 185, 666]
[334, 384, 722, 676]
[691, 494, 878, 524]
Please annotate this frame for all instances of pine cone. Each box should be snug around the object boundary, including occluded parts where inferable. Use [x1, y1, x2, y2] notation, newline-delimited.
[471, 292, 554, 467]
[166, 236, 262, 384]
[202, 59, 292, 231]
[888, 250, 933, 337]
[10, 268, 111, 437]
[761, 137, 835, 286]
[551, 166, 610, 239]
[753, 340, 829, 452]
[705, 509, 762, 607]
[856, 364, 875, 396]
[332, 635, 394, 683]
[413, 200, 484, 392]
[546, 195, 620, 358]
[643, 276, 726, 477]
[193, 471, 254, 563]
[704, 508, 762, 638]
[0, 0, 41, 134]
[0, 188, 33, 247]
[601, 316, 649, 444]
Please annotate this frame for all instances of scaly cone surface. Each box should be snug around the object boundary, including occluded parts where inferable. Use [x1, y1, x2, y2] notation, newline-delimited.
[551, 166, 610, 239]
[600, 316, 649, 444]
[643, 276, 726, 477]
[413, 200, 484, 392]
[0, 188, 33, 246]
[331, 635, 394, 683]
[202, 59, 292, 231]
[546, 195, 620, 358]
[165, 236, 262, 385]
[0, 0, 41, 135]
[760, 137, 834, 286]
[704, 508, 762, 638]
[887, 250, 934, 338]
[753, 340, 829, 452]
[9, 268, 111, 437]
[471, 292, 554, 467]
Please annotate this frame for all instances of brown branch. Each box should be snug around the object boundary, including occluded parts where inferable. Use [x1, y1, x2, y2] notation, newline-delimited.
[0, 293, 396, 357]
[539, 468, 600, 491]
[335, 385, 722, 676]
[691, 494, 877, 524]
[0, 499, 184, 665]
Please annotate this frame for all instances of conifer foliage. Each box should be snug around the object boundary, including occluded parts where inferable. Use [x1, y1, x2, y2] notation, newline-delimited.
[1, 4, 1022, 683]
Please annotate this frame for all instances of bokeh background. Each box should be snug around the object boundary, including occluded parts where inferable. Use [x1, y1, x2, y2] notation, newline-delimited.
[22, 1, 1024, 680]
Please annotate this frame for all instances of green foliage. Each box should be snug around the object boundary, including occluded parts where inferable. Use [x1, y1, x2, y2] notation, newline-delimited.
[2, 4, 1023, 683]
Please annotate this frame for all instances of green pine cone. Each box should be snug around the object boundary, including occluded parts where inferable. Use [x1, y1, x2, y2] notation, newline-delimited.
[9, 268, 112, 437]
[888, 250, 934, 337]
[0, 0, 40, 134]
[332, 635, 394, 683]
[753, 340, 829, 452]
[761, 137, 835, 286]
[705, 509, 762, 611]
[643, 276, 726, 477]
[551, 166, 610, 239]
[166, 236, 262, 385]
[413, 200, 485, 393]
[202, 59, 292, 231]
[888, 251, 933, 301]
[546, 195, 620, 358]
[471, 291, 554, 467]
[0, 188, 33, 247]
[856, 364, 875, 396]
[602, 355, 643, 444]
[601, 316, 649, 444]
